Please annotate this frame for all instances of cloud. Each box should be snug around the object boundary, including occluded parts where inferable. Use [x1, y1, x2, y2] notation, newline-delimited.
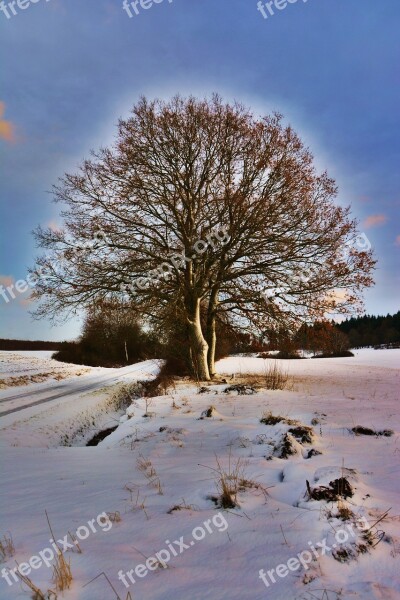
[19, 295, 35, 308]
[0, 275, 15, 308]
[395, 235, 400, 247]
[0, 274, 34, 311]
[47, 220, 62, 232]
[0, 101, 16, 143]
[0, 275, 15, 289]
[362, 214, 387, 229]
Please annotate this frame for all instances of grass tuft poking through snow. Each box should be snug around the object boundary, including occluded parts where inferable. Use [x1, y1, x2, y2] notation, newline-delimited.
[0, 533, 14, 562]
[262, 361, 290, 390]
[351, 425, 394, 437]
[260, 411, 298, 426]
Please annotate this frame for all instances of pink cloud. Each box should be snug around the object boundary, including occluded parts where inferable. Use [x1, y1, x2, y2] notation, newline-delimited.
[395, 235, 400, 247]
[19, 295, 34, 308]
[362, 214, 387, 229]
[47, 220, 62, 232]
[0, 275, 14, 288]
[0, 101, 16, 143]
[0, 275, 33, 307]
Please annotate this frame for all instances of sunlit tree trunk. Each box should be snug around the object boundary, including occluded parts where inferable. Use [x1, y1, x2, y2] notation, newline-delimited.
[187, 297, 210, 381]
[206, 289, 219, 378]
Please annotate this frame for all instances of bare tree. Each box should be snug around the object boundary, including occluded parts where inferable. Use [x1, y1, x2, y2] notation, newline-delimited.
[31, 95, 375, 380]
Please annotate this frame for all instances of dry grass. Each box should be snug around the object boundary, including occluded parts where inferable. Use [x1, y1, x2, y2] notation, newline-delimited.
[326, 501, 354, 522]
[52, 552, 72, 592]
[203, 452, 269, 509]
[238, 477, 270, 501]
[214, 455, 245, 508]
[68, 531, 82, 553]
[0, 371, 76, 389]
[223, 383, 256, 395]
[125, 485, 150, 520]
[295, 589, 343, 599]
[220, 374, 261, 388]
[137, 454, 157, 478]
[83, 571, 133, 599]
[15, 568, 58, 599]
[260, 411, 298, 426]
[108, 383, 142, 412]
[0, 532, 15, 561]
[139, 369, 176, 398]
[222, 362, 291, 391]
[105, 511, 122, 523]
[336, 501, 354, 521]
[352, 425, 394, 437]
[143, 397, 154, 417]
[132, 544, 169, 571]
[45, 510, 72, 592]
[136, 454, 163, 493]
[167, 499, 199, 514]
[360, 508, 391, 548]
[263, 361, 290, 390]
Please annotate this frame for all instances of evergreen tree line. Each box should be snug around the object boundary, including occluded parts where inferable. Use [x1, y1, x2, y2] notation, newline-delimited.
[336, 311, 400, 348]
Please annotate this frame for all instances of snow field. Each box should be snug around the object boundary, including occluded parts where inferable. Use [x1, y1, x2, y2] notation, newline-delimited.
[0, 349, 399, 599]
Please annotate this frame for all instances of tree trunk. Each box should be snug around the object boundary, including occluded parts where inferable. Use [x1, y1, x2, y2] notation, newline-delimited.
[206, 289, 218, 378]
[187, 298, 210, 381]
[206, 315, 217, 377]
[124, 340, 129, 363]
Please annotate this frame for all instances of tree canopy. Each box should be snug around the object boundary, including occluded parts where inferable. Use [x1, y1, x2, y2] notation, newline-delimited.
[31, 95, 375, 379]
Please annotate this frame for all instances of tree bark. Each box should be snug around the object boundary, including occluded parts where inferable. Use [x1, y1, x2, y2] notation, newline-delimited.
[187, 297, 210, 381]
[206, 289, 219, 377]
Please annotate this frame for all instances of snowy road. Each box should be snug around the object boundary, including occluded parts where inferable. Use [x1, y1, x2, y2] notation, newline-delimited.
[0, 363, 157, 417]
[0, 354, 162, 424]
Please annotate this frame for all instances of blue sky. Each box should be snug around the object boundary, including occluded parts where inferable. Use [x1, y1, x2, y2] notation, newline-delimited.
[0, 0, 399, 340]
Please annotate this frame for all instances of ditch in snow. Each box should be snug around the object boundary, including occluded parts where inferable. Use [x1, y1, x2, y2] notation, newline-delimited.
[86, 426, 118, 446]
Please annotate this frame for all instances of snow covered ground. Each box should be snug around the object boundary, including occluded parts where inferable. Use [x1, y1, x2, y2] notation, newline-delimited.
[0, 350, 94, 389]
[0, 349, 399, 600]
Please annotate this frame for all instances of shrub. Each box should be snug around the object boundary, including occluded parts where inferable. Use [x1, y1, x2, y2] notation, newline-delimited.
[53, 301, 162, 367]
[311, 350, 354, 358]
[275, 350, 305, 359]
[263, 362, 290, 389]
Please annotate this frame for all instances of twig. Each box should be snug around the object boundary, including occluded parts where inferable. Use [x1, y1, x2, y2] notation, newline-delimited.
[365, 508, 391, 532]
[45, 510, 60, 554]
[83, 571, 122, 599]
[280, 524, 289, 546]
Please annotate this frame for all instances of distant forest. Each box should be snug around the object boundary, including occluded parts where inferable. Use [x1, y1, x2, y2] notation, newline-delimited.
[1, 310, 399, 354]
[0, 339, 69, 351]
[337, 311, 400, 348]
